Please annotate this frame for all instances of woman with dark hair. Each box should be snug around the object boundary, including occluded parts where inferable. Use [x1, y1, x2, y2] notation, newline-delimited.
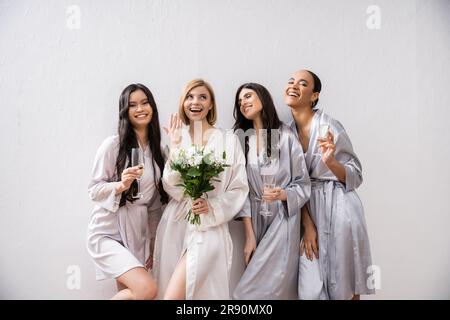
[152, 79, 249, 300]
[231, 83, 311, 299]
[86, 83, 168, 299]
[286, 70, 374, 300]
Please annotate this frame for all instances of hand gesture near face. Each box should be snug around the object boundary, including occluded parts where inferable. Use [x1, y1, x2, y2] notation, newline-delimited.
[163, 113, 183, 147]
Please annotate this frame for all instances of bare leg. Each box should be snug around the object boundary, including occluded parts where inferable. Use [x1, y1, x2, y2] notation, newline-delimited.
[352, 294, 360, 300]
[112, 287, 133, 300]
[112, 280, 133, 300]
[164, 254, 187, 300]
[116, 281, 127, 291]
[112, 267, 157, 300]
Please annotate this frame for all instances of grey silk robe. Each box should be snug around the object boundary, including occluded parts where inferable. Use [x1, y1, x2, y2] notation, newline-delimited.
[233, 123, 311, 299]
[86, 135, 163, 280]
[290, 109, 375, 300]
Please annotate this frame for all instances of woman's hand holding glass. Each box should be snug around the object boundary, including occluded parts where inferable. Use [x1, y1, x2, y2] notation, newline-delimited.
[317, 129, 336, 165]
[262, 186, 287, 203]
[116, 166, 143, 194]
[130, 148, 144, 199]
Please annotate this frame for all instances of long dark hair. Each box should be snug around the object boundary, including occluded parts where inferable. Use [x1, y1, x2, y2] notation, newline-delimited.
[115, 83, 168, 207]
[232, 83, 281, 163]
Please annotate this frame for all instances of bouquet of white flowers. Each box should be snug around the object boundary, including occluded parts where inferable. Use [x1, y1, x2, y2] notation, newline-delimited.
[170, 145, 229, 225]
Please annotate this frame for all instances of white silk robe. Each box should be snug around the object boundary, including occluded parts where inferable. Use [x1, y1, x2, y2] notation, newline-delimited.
[152, 128, 249, 299]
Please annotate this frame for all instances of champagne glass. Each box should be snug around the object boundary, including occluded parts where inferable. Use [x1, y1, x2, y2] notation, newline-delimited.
[131, 148, 144, 199]
[260, 174, 275, 216]
[315, 109, 330, 157]
[318, 109, 330, 140]
[259, 157, 277, 217]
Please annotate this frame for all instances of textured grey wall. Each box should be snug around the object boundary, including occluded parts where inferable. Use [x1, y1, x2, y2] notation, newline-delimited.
[0, 0, 449, 299]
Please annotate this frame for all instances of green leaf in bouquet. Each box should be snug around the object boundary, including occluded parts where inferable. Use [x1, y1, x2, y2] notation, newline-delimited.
[202, 153, 212, 163]
[187, 179, 200, 186]
[187, 167, 201, 177]
[185, 204, 202, 225]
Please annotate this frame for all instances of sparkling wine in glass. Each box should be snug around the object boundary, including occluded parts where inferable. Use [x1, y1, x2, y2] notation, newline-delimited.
[316, 110, 331, 157]
[131, 147, 144, 199]
[318, 110, 330, 139]
[260, 175, 275, 217]
[259, 159, 276, 217]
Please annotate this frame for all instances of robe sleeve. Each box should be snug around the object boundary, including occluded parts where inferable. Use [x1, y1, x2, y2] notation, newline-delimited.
[234, 196, 251, 220]
[87, 136, 122, 213]
[283, 130, 311, 217]
[334, 128, 363, 191]
[162, 142, 170, 162]
[199, 134, 249, 230]
[161, 147, 187, 202]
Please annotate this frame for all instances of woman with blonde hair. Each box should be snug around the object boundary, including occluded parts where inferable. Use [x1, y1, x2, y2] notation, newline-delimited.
[152, 79, 249, 299]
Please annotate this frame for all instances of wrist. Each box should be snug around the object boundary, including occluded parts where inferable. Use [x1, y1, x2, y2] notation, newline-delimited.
[245, 230, 255, 240]
[279, 189, 288, 201]
[325, 157, 338, 167]
[116, 182, 126, 194]
[170, 138, 182, 148]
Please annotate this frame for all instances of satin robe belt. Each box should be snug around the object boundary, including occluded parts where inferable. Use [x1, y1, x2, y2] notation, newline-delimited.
[174, 198, 205, 244]
[249, 192, 262, 215]
[124, 203, 148, 208]
[309, 179, 345, 288]
[120, 203, 149, 259]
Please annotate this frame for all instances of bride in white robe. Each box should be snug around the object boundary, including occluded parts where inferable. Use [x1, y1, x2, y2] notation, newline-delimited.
[152, 79, 249, 300]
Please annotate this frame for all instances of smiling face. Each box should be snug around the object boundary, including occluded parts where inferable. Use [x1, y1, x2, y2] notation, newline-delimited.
[284, 70, 319, 109]
[238, 88, 263, 121]
[183, 85, 212, 123]
[128, 89, 153, 129]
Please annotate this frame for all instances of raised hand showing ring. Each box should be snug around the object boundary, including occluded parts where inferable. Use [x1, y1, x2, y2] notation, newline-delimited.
[163, 113, 183, 147]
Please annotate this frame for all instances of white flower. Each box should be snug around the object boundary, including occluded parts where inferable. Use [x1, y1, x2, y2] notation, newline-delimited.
[187, 153, 202, 167]
[203, 145, 212, 155]
[172, 145, 226, 168]
[185, 146, 196, 159]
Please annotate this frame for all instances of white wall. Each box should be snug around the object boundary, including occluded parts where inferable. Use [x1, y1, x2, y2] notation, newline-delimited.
[1, 0, 449, 299]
